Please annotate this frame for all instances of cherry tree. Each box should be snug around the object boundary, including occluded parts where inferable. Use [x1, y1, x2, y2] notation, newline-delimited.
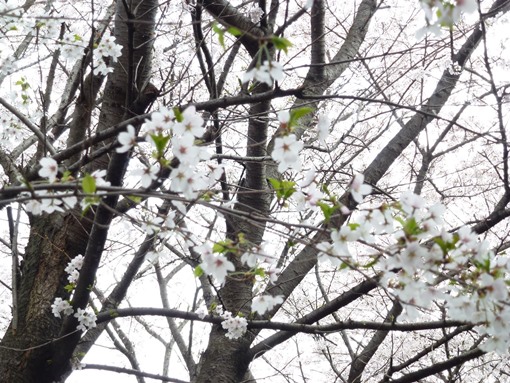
[0, 0, 510, 382]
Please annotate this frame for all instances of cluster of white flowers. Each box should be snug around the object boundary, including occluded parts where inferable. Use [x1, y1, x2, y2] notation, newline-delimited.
[64, 254, 84, 284]
[197, 243, 235, 285]
[252, 294, 284, 315]
[25, 159, 111, 215]
[93, 32, 123, 75]
[313, 187, 510, 354]
[292, 169, 325, 212]
[271, 111, 303, 172]
[248, 6, 264, 24]
[51, 255, 97, 331]
[51, 297, 73, 318]
[221, 311, 248, 340]
[417, 0, 478, 38]
[242, 60, 284, 86]
[74, 308, 97, 331]
[117, 106, 218, 199]
[59, 30, 122, 75]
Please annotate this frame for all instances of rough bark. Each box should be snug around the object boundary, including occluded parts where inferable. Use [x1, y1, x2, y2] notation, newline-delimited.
[0, 0, 158, 381]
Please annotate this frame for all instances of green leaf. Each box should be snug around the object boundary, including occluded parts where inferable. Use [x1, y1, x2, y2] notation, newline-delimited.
[82, 174, 97, 194]
[194, 265, 204, 277]
[402, 217, 419, 237]
[61, 170, 72, 182]
[213, 239, 234, 254]
[289, 106, 314, 128]
[268, 178, 296, 201]
[271, 36, 292, 54]
[317, 201, 337, 223]
[73, 34, 82, 42]
[227, 26, 242, 36]
[64, 284, 74, 292]
[127, 195, 142, 203]
[150, 134, 170, 157]
[173, 107, 183, 122]
[212, 22, 225, 49]
[254, 267, 266, 277]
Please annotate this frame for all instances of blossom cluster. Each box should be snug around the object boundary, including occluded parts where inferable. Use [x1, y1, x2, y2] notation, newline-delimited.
[25, 160, 110, 215]
[220, 311, 248, 340]
[417, 0, 478, 38]
[242, 60, 284, 86]
[315, 187, 510, 353]
[51, 254, 97, 331]
[197, 243, 235, 285]
[117, 105, 219, 199]
[65, 254, 84, 284]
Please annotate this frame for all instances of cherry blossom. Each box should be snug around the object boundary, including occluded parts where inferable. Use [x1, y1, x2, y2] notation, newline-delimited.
[170, 165, 207, 199]
[141, 216, 164, 236]
[248, 6, 264, 23]
[196, 306, 208, 319]
[349, 173, 372, 203]
[252, 294, 284, 315]
[74, 308, 97, 331]
[242, 60, 284, 86]
[116, 124, 136, 153]
[316, 114, 330, 145]
[51, 298, 73, 318]
[271, 134, 303, 172]
[173, 106, 204, 138]
[221, 311, 248, 339]
[38, 157, 58, 183]
[198, 244, 235, 285]
[132, 163, 159, 188]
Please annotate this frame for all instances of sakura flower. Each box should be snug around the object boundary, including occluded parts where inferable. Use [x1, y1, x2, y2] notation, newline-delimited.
[278, 110, 290, 128]
[65, 254, 84, 274]
[221, 313, 248, 339]
[317, 242, 342, 267]
[38, 157, 58, 183]
[163, 210, 176, 229]
[349, 173, 372, 203]
[252, 294, 284, 315]
[266, 264, 281, 284]
[173, 106, 204, 138]
[141, 216, 164, 236]
[67, 269, 80, 284]
[116, 125, 136, 153]
[242, 60, 284, 86]
[271, 134, 303, 172]
[145, 111, 173, 135]
[25, 199, 44, 215]
[74, 308, 97, 331]
[132, 163, 159, 188]
[331, 226, 359, 256]
[51, 297, 73, 318]
[171, 134, 201, 164]
[170, 165, 207, 199]
[248, 6, 264, 23]
[316, 114, 330, 144]
[198, 245, 235, 285]
[196, 306, 208, 319]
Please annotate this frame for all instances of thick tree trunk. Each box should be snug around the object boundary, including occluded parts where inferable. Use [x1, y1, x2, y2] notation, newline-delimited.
[0, 1, 158, 382]
[0, 212, 91, 382]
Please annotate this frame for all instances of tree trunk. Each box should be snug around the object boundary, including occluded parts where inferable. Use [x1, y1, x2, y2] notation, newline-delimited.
[0, 0, 157, 381]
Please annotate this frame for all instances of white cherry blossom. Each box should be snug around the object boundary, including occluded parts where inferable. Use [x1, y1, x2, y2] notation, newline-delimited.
[349, 173, 372, 203]
[252, 294, 284, 315]
[316, 114, 330, 144]
[173, 106, 204, 138]
[132, 163, 159, 188]
[271, 134, 303, 172]
[116, 125, 136, 153]
[38, 157, 58, 183]
[199, 245, 235, 285]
